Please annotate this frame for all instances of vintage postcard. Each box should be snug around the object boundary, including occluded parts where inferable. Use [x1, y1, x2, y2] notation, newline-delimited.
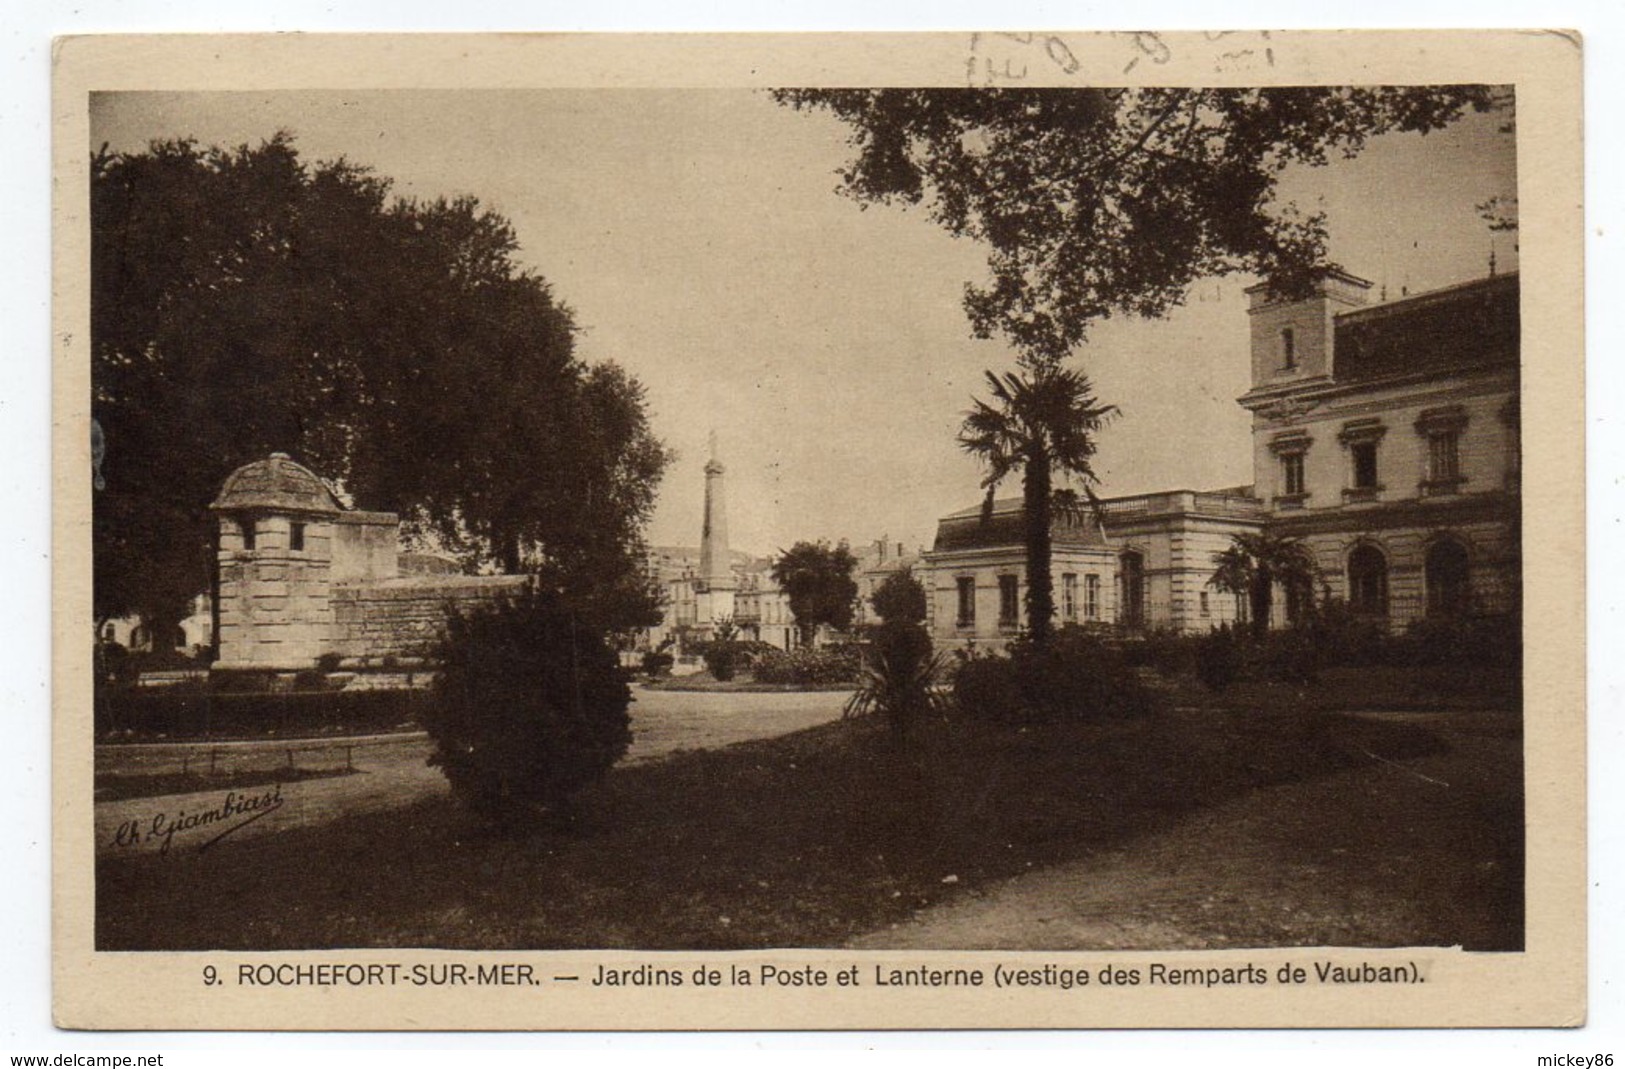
[53, 31, 1584, 1030]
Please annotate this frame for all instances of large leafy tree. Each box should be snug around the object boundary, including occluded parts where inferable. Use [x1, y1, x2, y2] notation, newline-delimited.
[774, 86, 1498, 362]
[770, 541, 860, 647]
[959, 365, 1115, 646]
[92, 134, 669, 643]
[1209, 531, 1318, 640]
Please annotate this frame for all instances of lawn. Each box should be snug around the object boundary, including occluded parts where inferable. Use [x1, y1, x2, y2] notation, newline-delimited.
[1183, 664, 1520, 715]
[94, 766, 357, 803]
[95, 703, 1506, 951]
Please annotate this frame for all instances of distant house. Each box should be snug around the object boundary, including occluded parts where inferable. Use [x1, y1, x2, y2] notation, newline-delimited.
[921, 268, 1520, 646]
[850, 538, 928, 631]
[922, 489, 1262, 647]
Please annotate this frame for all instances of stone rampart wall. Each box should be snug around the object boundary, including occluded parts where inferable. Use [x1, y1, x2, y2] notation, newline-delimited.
[330, 575, 531, 662]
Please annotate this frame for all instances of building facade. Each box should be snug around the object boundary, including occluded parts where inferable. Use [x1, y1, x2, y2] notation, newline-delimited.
[922, 489, 1262, 647]
[1240, 271, 1520, 627]
[921, 269, 1520, 647]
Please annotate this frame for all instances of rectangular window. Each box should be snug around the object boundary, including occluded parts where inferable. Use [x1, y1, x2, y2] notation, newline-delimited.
[956, 577, 976, 627]
[1429, 431, 1461, 482]
[1061, 574, 1077, 621]
[998, 574, 1019, 627]
[1085, 574, 1100, 619]
[1282, 452, 1306, 496]
[289, 521, 306, 552]
[1200, 590, 1211, 616]
[1351, 441, 1379, 490]
[241, 519, 256, 551]
[1280, 327, 1297, 369]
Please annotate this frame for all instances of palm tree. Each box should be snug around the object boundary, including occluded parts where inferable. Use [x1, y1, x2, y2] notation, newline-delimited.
[959, 364, 1117, 647]
[1209, 531, 1318, 640]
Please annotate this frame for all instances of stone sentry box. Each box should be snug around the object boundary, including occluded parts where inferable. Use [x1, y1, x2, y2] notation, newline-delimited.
[210, 453, 525, 675]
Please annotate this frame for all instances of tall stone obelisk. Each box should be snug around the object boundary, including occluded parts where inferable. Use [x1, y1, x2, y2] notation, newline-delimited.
[697, 432, 736, 629]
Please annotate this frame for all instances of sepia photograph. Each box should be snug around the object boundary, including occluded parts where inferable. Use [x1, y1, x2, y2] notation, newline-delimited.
[51, 30, 1585, 1032]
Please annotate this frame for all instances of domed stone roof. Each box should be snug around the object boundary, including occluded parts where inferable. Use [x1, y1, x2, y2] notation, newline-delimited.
[210, 453, 342, 515]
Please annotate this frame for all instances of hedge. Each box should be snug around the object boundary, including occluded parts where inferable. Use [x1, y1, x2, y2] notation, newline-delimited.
[96, 686, 429, 739]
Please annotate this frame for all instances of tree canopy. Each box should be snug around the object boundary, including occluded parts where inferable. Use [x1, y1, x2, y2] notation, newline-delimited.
[960, 365, 1115, 645]
[92, 133, 670, 639]
[869, 566, 929, 627]
[770, 541, 860, 646]
[774, 86, 1498, 363]
[1209, 531, 1318, 639]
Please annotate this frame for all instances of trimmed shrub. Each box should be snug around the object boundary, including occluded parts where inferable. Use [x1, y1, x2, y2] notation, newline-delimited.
[951, 626, 1153, 724]
[750, 646, 862, 686]
[425, 588, 632, 826]
[95, 686, 427, 738]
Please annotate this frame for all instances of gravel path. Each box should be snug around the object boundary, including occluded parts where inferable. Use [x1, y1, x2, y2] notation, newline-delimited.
[94, 687, 849, 858]
[849, 710, 1523, 952]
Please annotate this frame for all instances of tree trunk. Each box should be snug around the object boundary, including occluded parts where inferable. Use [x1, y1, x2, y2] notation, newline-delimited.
[1023, 446, 1055, 647]
[1250, 564, 1273, 641]
[498, 530, 522, 575]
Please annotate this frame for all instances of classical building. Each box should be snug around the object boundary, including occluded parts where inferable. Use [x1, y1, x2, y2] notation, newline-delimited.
[1241, 270, 1519, 625]
[921, 268, 1520, 646]
[922, 488, 1262, 646]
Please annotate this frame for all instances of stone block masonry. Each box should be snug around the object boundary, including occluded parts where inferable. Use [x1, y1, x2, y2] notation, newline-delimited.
[330, 575, 531, 662]
[212, 453, 542, 673]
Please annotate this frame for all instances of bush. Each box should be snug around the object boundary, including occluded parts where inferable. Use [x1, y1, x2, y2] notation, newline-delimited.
[1195, 625, 1243, 693]
[126, 646, 202, 675]
[425, 588, 632, 826]
[95, 641, 137, 689]
[870, 568, 928, 625]
[1390, 613, 1520, 669]
[750, 646, 862, 686]
[1258, 627, 1324, 685]
[291, 668, 337, 692]
[95, 685, 426, 738]
[1295, 599, 1387, 666]
[951, 626, 1153, 724]
[641, 649, 674, 679]
[696, 639, 750, 681]
[1119, 627, 1199, 677]
[843, 621, 947, 736]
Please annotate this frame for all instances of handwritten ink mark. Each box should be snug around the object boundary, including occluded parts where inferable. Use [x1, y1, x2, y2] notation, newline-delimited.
[197, 798, 285, 853]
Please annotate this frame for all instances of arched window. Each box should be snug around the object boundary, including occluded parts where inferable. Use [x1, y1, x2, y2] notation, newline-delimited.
[1425, 537, 1472, 617]
[1347, 543, 1388, 618]
[1119, 550, 1145, 629]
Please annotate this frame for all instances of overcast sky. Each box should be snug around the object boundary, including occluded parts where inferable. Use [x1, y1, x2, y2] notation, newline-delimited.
[92, 89, 1517, 557]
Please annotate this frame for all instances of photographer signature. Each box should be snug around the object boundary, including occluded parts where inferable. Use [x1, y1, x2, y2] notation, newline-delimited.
[111, 785, 285, 856]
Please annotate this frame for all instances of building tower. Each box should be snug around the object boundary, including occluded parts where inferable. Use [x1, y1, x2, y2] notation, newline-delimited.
[695, 431, 736, 631]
